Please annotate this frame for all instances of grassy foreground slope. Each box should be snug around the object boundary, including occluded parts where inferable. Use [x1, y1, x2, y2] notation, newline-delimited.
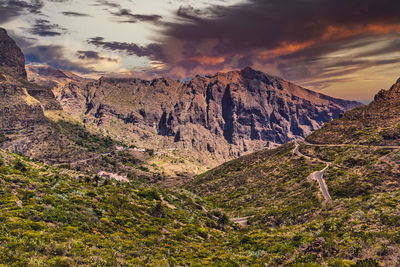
[3, 146, 399, 266]
[0, 149, 237, 266]
[187, 142, 400, 266]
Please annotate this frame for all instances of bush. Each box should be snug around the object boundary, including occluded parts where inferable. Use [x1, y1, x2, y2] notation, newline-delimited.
[352, 259, 381, 267]
[14, 159, 27, 172]
[0, 134, 6, 144]
[218, 214, 229, 226]
[138, 189, 160, 201]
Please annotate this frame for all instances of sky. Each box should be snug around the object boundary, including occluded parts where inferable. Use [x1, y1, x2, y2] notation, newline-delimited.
[1, 0, 400, 102]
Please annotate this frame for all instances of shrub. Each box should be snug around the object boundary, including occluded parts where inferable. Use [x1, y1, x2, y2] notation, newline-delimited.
[352, 259, 381, 267]
[14, 159, 27, 172]
[138, 189, 160, 201]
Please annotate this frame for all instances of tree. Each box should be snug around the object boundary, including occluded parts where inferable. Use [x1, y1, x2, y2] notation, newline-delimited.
[94, 175, 101, 187]
[218, 214, 229, 228]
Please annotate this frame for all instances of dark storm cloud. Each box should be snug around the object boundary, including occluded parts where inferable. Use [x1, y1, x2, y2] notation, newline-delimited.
[77, 50, 118, 62]
[110, 9, 162, 24]
[93, 0, 121, 9]
[166, 0, 400, 55]
[29, 19, 67, 37]
[87, 37, 165, 61]
[61, 11, 90, 17]
[0, 0, 44, 23]
[25, 45, 94, 73]
[152, 0, 400, 84]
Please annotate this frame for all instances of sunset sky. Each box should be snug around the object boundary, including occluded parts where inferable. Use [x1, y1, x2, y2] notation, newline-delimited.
[2, 0, 400, 102]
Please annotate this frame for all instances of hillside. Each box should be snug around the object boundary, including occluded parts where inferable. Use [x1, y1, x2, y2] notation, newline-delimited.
[2, 25, 399, 265]
[306, 78, 400, 146]
[0, 149, 235, 265]
[187, 78, 400, 265]
[2, 138, 398, 266]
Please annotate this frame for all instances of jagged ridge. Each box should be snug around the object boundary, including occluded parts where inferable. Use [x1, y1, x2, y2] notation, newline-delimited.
[34, 65, 361, 165]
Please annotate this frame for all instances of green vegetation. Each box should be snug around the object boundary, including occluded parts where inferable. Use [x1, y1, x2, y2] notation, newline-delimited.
[186, 142, 400, 265]
[2, 143, 399, 265]
[0, 133, 7, 144]
[188, 144, 324, 220]
[53, 120, 116, 153]
[306, 101, 400, 146]
[0, 151, 230, 265]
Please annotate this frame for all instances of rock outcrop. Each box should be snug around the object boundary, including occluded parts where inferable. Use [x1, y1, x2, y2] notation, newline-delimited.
[0, 29, 64, 157]
[0, 29, 44, 133]
[0, 28, 27, 79]
[374, 78, 400, 102]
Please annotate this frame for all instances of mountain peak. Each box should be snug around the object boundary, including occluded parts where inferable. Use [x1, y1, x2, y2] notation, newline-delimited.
[240, 66, 260, 75]
[374, 77, 400, 102]
[0, 28, 27, 80]
[240, 66, 257, 73]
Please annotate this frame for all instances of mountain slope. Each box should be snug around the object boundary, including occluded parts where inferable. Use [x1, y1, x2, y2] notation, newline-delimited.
[27, 64, 361, 175]
[0, 28, 27, 79]
[85, 67, 360, 156]
[187, 77, 400, 265]
[0, 149, 236, 266]
[307, 78, 400, 146]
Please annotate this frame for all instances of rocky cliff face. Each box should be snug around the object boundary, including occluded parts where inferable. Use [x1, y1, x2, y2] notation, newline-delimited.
[0, 28, 27, 79]
[0, 29, 70, 159]
[75, 67, 361, 161]
[0, 29, 46, 136]
[0, 29, 48, 154]
[374, 78, 400, 102]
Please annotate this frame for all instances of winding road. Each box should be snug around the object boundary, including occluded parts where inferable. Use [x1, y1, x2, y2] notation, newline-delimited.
[53, 151, 113, 167]
[231, 141, 400, 226]
[309, 162, 332, 200]
[231, 217, 249, 227]
[293, 142, 332, 201]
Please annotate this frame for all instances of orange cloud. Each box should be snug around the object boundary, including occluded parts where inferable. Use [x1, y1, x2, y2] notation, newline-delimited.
[257, 41, 314, 60]
[322, 23, 400, 40]
[189, 56, 226, 65]
[257, 23, 400, 61]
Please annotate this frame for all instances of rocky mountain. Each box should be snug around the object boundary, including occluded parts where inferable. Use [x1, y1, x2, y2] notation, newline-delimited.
[0, 29, 154, 180]
[0, 28, 27, 79]
[0, 28, 48, 151]
[26, 64, 90, 114]
[374, 77, 400, 102]
[28, 65, 361, 171]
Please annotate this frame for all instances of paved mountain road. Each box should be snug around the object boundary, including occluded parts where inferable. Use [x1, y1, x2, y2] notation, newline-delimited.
[309, 162, 332, 201]
[231, 141, 400, 226]
[294, 141, 400, 201]
[303, 141, 400, 150]
[294, 142, 332, 201]
[231, 217, 249, 227]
